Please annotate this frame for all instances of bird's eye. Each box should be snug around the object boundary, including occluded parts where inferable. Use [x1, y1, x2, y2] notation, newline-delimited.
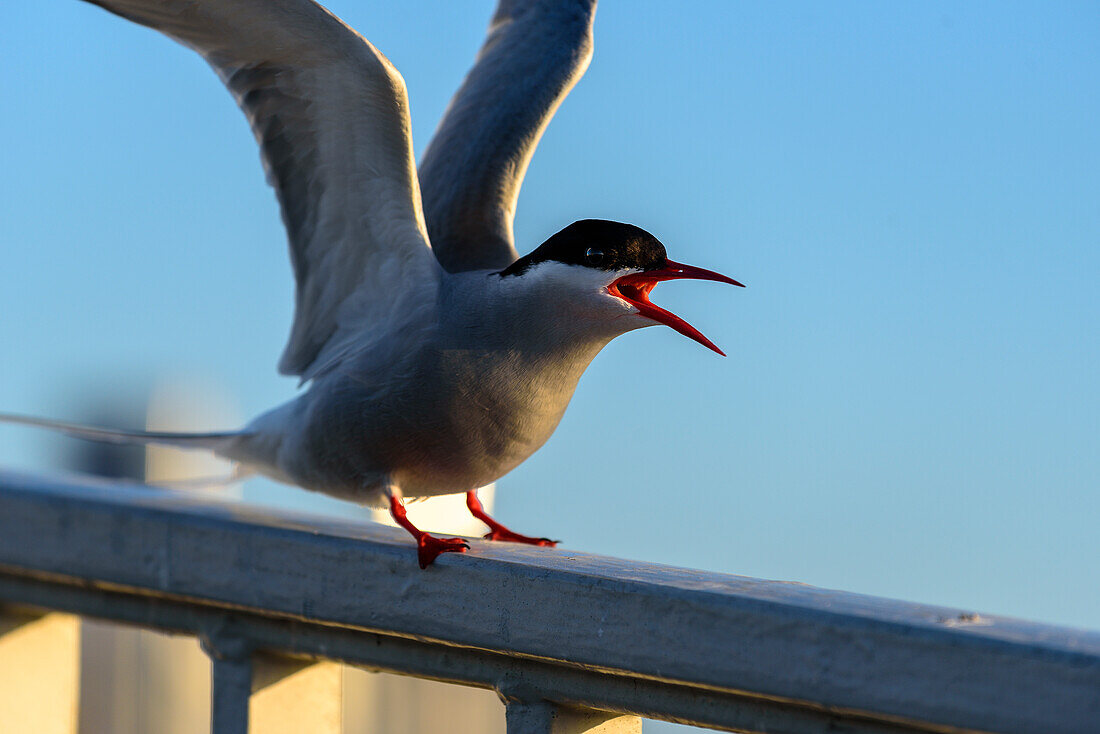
[585, 248, 604, 265]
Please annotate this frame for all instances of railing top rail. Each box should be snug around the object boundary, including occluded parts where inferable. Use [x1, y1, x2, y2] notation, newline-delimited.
[1, 469, 1097, 734]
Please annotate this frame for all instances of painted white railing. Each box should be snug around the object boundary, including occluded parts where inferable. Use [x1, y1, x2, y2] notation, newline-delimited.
[0, 469, 1097, 733]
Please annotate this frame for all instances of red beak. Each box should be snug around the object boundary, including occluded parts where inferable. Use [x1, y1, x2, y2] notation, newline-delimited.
[607, 259, 744, 356]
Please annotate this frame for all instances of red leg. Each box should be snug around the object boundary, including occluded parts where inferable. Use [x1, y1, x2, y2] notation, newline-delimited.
[465, 490, 558, 547]
[388, 494, 469, 569]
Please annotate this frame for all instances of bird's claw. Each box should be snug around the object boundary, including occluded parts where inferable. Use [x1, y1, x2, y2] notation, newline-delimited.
[417, 534, 469, 569]
[483, 529, 558, 547]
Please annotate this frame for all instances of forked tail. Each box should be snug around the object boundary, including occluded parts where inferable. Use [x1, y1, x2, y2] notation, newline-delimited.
[0, 412, 240, 453]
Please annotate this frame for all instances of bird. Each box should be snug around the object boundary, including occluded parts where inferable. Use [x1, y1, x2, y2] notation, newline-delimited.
[1, 0, 743, 568]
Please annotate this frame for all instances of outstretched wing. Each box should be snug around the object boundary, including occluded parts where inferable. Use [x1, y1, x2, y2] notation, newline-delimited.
[82, 0, 440, 379]
[418, 0, 598, 273]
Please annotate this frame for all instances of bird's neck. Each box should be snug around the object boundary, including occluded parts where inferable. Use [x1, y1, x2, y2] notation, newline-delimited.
[440, 269, 623, 363]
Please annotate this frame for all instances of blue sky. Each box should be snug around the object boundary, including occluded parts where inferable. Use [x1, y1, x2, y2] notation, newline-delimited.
[1, 0, 1097, 642]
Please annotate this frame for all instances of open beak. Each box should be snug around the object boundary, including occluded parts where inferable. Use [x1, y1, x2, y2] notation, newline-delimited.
[607, 259, 744, 356]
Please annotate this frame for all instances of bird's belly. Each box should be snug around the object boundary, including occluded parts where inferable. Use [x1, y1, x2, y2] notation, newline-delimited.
[285, 342, 601, 501]
[386, 352, 589, 496]
[393, 415, 557, 497]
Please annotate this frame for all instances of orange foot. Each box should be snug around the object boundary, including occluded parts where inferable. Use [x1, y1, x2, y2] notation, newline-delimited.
[389, 493, 469, 569]
[417, 533, 469, 569]
[466, 490, 559, 547]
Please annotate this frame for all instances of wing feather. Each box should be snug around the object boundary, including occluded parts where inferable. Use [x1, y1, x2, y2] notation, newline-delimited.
[82, 0, 440, 378]
[418, 0, 597, 273]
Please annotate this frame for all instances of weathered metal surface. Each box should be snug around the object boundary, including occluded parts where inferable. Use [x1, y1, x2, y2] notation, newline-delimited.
[207, 651, 251, 734]
[0, 470, 1098, 734]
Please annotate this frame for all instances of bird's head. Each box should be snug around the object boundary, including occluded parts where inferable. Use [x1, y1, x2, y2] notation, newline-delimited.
[499, 220, 743, 354]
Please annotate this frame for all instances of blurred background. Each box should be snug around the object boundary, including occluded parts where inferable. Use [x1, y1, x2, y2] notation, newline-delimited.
[1, 1, 1097, 731]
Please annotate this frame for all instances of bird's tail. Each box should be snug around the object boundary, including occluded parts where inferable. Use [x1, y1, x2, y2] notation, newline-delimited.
[0, 412, 241, 454]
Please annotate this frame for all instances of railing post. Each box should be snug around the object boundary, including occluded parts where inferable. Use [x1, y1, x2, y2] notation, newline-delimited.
[202, 629, 346, 734]
[202, 631, 253, 734]
[504, 701, 640, 734]
[0, 610, 81, 734]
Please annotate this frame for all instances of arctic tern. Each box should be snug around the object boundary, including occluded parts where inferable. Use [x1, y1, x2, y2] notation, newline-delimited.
[2, 0, 743, 568]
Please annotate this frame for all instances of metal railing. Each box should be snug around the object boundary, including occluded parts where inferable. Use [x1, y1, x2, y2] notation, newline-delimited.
[0, 469, 1097, 733]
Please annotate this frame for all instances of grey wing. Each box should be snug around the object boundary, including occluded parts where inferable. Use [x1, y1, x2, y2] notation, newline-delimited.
[83, 0, 440, 379]
[418, 0, 598, 273]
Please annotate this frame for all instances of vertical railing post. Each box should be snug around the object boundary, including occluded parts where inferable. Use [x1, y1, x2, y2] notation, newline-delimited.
[202, 630, 253, 734]
[210, 655, 252, 734]
[202, 629, 347, 734]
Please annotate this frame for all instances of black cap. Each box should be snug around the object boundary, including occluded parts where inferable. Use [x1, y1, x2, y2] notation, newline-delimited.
[499, 220, 666, 277]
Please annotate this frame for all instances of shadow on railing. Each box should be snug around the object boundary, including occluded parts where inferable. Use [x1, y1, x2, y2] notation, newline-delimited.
[0, 470, 1098, 734]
